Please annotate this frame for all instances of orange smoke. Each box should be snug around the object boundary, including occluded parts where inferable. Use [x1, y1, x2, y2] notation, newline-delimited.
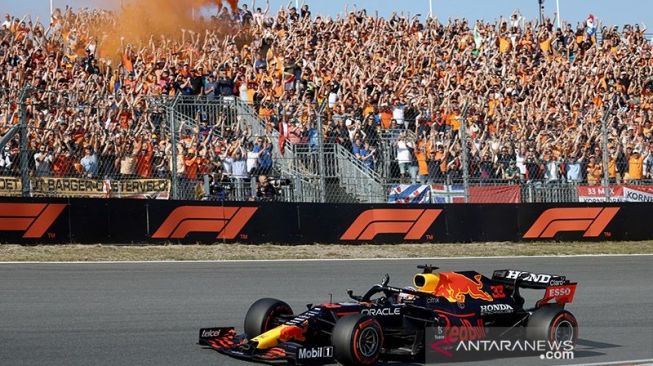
[96, 0, 239, 60]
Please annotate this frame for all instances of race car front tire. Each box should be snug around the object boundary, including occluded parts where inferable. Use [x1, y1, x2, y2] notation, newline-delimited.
[244, 298, 293, 339]
[526, 305, 578, 345]
[332, 314, 383, 366]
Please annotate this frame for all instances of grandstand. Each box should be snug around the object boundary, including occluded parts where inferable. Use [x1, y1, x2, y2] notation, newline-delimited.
[1, 3, 653, 203]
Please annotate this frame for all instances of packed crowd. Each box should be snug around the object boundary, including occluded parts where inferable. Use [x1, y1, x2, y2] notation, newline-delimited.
[1, 2, 653, 199]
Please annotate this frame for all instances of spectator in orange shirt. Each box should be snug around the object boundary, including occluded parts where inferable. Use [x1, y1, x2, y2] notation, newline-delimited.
[586, 156, 602, 186]
[184, 149, 199, 180]
[627, 149, 645, 183]
[415, 145, 429, 184]
[52, 148, 73, 177]
[135, 143, 153, 178]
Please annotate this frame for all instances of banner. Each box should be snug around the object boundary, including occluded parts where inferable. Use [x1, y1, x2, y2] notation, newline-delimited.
[388, 184, 520, 204]
[577, 186, 623, 202]
[431, 184, 465, 203]
[0, 176, 170, 199]
[576, 185, 653, 202]
[469, 185, 521, 203]
[0, 176, 22, 197]
[623, 186, 653, 202]
[431, 184, 520, 204]
[388, 184, 431, 203]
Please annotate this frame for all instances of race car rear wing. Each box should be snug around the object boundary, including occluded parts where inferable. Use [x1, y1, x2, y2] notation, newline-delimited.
[491, 269, 570, 289]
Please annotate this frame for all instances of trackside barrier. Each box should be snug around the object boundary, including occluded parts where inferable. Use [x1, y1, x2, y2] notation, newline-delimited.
[0, 198, 649, 244]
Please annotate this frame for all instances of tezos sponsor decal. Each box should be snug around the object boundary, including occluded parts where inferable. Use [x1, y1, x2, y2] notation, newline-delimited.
[480, 304, 514, 315]
[361, 307, 401, 316]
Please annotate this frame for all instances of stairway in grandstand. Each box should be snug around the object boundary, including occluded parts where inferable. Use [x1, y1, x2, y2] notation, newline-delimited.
[234, 101, 386, 203]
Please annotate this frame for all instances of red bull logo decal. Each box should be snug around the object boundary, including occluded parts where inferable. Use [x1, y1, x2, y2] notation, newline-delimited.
[279, 325, 305, 342]
[435, 273, 493, 303]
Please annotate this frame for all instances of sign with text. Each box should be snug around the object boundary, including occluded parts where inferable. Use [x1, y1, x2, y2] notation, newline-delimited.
[0, 176, 170, 199]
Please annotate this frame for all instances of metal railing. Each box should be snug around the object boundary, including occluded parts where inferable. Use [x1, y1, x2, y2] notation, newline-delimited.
[2, 86, 653, 203]
[333, 143, 385, 203]
[234, 100, 323, 202]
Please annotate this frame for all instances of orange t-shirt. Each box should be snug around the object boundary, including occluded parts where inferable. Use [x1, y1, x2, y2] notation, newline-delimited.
[52, 155, 71, 177]
[415, 151, 428, 176]
[539, 38, 552, 52]
[628, 155, 644, 180]
[447, 114, 461, 131]
[184, 156, 199, 179]
[136, 150, 153, 178]
[587, 163, 602, 185]
[380, 110, 393, 129]
[499, 37, 511, 53]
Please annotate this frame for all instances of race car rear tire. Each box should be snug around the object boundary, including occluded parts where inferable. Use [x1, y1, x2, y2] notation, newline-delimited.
[244, 298, 293, 339]
[526, 305, 578, 345]
[332, 314, 383, 366]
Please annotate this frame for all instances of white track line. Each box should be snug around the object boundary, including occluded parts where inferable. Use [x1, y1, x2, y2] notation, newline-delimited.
[565, 358, 653, 366]
[0, 253, 651, 264]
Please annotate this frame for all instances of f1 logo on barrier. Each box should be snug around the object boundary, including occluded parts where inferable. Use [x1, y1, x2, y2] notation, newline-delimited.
[523, 207, 620, 239]
[152, 206, 257, 239]
[340, 209, 442, 241]
[0, 203, 66, 238]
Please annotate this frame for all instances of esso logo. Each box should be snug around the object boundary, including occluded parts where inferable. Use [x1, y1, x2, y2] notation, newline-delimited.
[547, 287, 571, 297]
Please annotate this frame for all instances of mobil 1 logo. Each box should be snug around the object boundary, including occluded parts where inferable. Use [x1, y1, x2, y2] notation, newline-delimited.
[296, 346, 334, 365]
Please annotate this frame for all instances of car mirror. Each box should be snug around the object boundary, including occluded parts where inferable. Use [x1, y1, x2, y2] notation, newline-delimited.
[381, 273, 390, 287]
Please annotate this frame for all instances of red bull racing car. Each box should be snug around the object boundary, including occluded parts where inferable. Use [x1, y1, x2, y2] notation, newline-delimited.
[198, 265, 578, 365]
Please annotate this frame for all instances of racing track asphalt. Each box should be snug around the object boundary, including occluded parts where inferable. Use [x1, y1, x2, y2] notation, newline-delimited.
[0, 256, 652, 366]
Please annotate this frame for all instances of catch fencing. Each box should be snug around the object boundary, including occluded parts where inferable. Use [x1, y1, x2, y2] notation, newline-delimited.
[2, 86, 652, 204]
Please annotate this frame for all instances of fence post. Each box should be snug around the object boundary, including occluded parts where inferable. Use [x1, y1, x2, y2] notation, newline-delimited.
[460, 102, 470, 203]
[600, 102, 613, 202]
[18, 87, 30, 197]
[316, 99, 328, 203]
[169, 101, 179, 200]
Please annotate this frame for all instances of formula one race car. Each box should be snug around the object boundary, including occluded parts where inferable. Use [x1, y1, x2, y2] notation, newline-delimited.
[198, 265, 578, 365]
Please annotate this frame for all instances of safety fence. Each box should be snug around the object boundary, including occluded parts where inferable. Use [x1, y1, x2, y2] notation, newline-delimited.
[0, 198, 647, 244]
[3, 87, 653, 203]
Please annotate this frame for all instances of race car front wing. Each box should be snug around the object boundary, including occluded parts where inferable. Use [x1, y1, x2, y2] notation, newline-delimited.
[198, 327, 335, 365]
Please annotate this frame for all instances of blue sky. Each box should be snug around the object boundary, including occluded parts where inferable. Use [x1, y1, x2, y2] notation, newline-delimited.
[1, 0, 651, 29]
